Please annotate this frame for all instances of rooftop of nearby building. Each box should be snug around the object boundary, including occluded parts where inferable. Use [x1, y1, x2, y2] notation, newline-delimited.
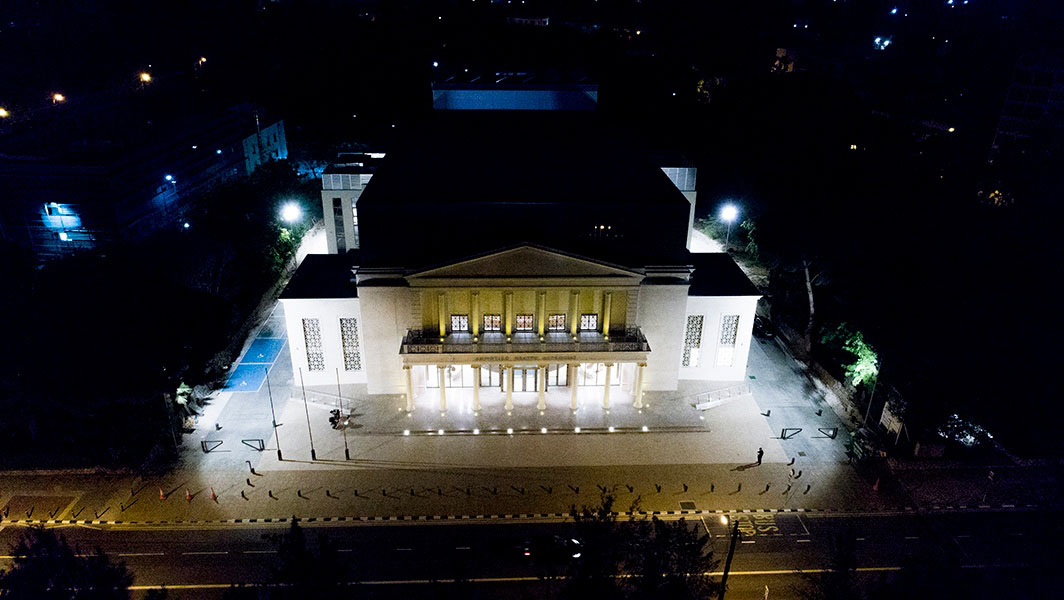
[687, 253, 762, 297]
[280, 254, 358, 299]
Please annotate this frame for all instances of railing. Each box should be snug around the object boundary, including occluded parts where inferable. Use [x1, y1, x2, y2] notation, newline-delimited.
[400, 329, 651, 354]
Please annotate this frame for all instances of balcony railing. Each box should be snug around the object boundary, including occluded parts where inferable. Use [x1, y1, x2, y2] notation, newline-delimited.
[400, 329, 650, 355]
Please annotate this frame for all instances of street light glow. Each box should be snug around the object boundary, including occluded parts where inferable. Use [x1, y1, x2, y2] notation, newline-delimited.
[720, 204, 739, 223]
[139, 72, 152, 83]
[0, 107, 9, 118]
[164, 174, 174, 182]
[280, 202, 303, 223]
[199, 56, 207, 65]
[52, 93, 66, 103]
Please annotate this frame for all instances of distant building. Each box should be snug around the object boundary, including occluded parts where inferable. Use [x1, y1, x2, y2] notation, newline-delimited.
[0, 100, 285, 260]
[320, 151, 385, 254]
[990, 52, 1064, 159]
[282, 104, 760, 413]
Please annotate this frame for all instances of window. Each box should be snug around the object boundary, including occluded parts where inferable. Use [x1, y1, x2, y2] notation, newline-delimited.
[682, 315, 704, 368]
[332, 198, 346, 253]
[580, 314, 598, 331]
[450, 314, 469, 332]
[716, 314, 740, 367]
[339, 318, 361, 371]
[302, 318, 325, 371]
[483, 314, 501, 331]
[516, 314, 534, 331]
[548, 314, 566, 331]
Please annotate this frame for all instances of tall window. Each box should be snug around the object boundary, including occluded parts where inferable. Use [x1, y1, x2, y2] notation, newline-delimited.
[483, 314, 501, 331]
[339, 318, 361, 371]
[681, 315, 704, 368]
[516, 314, 534, 331]
[331, 198, 346, 253]
[716, 315, 740, 367]
[548, 314, 566, 331]
[580, 314, 598, 331]
[302, 318, 325, 371]
[450, 314, 469, 332]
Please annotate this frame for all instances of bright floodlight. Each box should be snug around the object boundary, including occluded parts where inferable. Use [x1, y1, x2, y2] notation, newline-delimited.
[139, 72, 152, 83]
[281, 202, 303, 223]
[164, 174, 174, 182]
[52, 93, 66, 103]
[721, 204, 739, 223]
[0, 107, 9, 118]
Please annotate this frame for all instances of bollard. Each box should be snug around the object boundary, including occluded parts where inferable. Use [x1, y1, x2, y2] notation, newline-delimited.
[783, 484, 791, 494]
[710, 483, 715, 492]
[354, 489, 359, 497]
[50, 506, 60, 518]
[159, 487, 166, 501]
[119, 503, 125, 512]
[788, 457, 795, 466]
[326, 490, 333, 498]
[437, 487, 443, 496]
[512, 485, 525, 495]
[765, 483, 771, 492]
[72, 507, 83, 519]
[247, 478, 254, 487]
[26, 506, 33, 518]
[795, 470, 802, 479]
[246, 461, 257, 476]
[872, 478, 880, 492]
[269, 490, 277, 499]
[540, 485, 553, 494]
[241, 490, 248, 501]
[815, 409, 822, 416]
[804, 484, 811, 495]
[737, 483, 742, 492]
[683, 483, 688, 492]
[568, 485, 579, 494]
[466, 487, 471, 496]
[185, 489, 192, 502]
[382, 489, 387, 497]
[655, 484, 662, 493]
[210, 488, 218, 503]
[626, 484, 634, 493]
[597, 484, 607, 493]
[491, 487, 498, 495]
[409, 488, 415, 496]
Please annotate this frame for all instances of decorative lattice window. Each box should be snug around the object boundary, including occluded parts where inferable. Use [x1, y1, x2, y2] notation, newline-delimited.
[548, 314, 566, 331]
[339, 318, 361, 371]
[450, 314, 469, 332]
[483, 314, 501, 331]
[302, 318, 325, 371]
[516, 314, 534, 331]
[716, 314, 740, 367]
[682, 315, 704, 368]
[580, 313, 598, 331]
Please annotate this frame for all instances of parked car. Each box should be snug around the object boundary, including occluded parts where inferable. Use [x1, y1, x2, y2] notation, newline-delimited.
[753, 316, 775, 338]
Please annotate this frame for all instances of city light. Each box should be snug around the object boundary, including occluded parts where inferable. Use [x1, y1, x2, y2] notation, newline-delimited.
[139, 72, 152, 83]
[0, 107, 9, 118]
[52, 93, 66, 103]
[164, 174, 174, 182]
[58, 232, 70, 242]
[948, 127, 956, 133]
[720, 515, 729, 525]
[199, 56, 207, 65]
[280, 202, 303, 223]
[874, 36, 893, 50]
[432, 61, 439, 68]
[890, 7, 898, 15]
[183, 222, 190, 229]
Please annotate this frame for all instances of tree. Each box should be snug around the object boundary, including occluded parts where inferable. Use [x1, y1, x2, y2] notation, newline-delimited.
[565, 494, 627, 599]
[795, 532, 862, 600]
[263, 518, 346, 598]
[821, 323, 879, 388]
[0, 527, 134, 599]
[623, 517, 717, 600]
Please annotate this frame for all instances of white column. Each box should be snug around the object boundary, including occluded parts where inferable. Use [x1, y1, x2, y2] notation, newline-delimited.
[438, 365, 447, 413]
[404, 366, 414, 412]
[472, 364, 481, 412]
[634, 362, 645, 409]
[603, 363, 612, 409]
[537, 365, 546, 411]
[569, 364, 579, 410]
[505, 366, 514, 412]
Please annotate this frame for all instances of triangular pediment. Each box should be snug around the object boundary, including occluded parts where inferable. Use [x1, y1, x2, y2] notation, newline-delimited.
[408, 246, 642, 281]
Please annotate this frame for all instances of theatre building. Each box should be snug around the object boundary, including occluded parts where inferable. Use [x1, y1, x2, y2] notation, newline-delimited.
[280, 108, 760, 413]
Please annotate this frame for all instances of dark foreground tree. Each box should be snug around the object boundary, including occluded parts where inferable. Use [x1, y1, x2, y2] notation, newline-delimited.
[0, 527, 133, 599]
[624, 516, 717, 600]
[263, 518, 346, 598]
[795, 532, 861, 600]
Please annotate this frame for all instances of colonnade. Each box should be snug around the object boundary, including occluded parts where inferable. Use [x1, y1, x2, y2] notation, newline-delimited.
[402, 361, 646, 413]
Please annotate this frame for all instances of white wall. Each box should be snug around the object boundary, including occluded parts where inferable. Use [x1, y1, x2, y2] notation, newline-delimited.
[679, 295, 759, 381]
[281, 298, 366, 386]
[358, 286, 412, 394]
[635, 284, 690, 391]
[320, 191, 360, 254]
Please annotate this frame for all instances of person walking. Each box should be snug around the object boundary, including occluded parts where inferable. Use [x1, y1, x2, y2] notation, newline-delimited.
[756, 447, 764, 466]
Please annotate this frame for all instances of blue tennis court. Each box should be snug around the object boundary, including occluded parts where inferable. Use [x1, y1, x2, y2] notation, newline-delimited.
[240, 338, 285, 364]
[223, 364, 269, 392]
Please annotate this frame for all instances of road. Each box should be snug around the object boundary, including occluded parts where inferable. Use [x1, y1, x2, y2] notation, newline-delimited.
[1, 509, 1061, 598]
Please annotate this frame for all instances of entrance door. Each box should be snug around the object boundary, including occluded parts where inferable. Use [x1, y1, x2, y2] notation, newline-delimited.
[514, 367, 538, 392]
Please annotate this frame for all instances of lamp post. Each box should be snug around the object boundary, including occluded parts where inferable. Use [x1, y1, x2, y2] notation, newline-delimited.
[719, 519, 741, 599]
[336, 368, 350, 460]
[720, 203, 739, 252]
[299, 368, 317, 460]
[265, 368, 283, 461]
[280, 202, 303, 224]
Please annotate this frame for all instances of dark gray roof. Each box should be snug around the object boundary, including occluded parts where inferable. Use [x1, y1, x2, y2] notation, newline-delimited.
[688, 253, 761, 297]
[280, 254, 358, 299]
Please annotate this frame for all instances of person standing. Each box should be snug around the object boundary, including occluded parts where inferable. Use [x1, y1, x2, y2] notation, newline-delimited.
[756, 447, 764, 466]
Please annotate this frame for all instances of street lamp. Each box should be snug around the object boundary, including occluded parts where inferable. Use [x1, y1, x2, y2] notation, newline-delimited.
[139, 72, 152, 83]
[720, 203, 739, 251]
[52, 93, 66, 104]
[0, 107, 9, 118]
[280, 202, 303, 223]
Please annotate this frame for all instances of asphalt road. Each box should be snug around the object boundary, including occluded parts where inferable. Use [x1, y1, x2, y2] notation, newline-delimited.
[1, 510, 1061, 598]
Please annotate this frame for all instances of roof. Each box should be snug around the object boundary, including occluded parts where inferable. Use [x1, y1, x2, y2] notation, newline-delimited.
[357, 111, 690, 209]
[687, 253, 761, 297]
[280, 254, 358, 299]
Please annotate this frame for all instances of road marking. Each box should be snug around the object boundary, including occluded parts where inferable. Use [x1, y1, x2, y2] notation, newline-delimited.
[182, 551, 228, 556]
[740, 540, 755, 544]
[118, 553, 165, 557]
[856, 537, 866, 541]
[456, 546, 471, 550]
[796, 539, 811, 543]
[957, 534, 971, 538]
[243, 550, 277, 554]
[338, 549, 353, 553]
[396, 548, 412, 551]
[904, 536, 918, 540]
